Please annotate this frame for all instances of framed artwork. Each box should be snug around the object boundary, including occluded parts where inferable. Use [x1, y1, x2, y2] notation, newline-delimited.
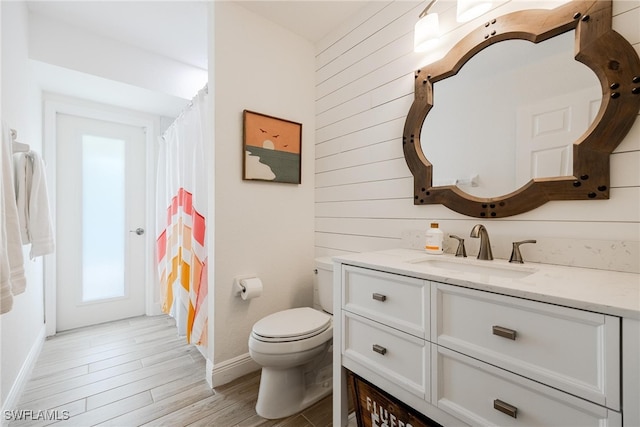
[243, 110, 302, 184]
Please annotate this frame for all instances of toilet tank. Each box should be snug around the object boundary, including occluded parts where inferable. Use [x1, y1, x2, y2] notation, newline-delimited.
[314, 257, 334, 314]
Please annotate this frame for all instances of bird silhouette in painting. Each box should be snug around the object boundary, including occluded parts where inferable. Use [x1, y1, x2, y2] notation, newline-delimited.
[259, 128, 267, 133]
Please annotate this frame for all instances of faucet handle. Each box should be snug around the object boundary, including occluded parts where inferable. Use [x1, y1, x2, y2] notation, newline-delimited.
[449, 235, 467, 258]
[509, 240, 537, 263]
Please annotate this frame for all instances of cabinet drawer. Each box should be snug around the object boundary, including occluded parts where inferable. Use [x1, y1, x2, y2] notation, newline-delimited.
[433, 283, 620, 409]
[343, 265, 428, 338]
[433, 346, 622, 427]
[343, 311, 429, 398]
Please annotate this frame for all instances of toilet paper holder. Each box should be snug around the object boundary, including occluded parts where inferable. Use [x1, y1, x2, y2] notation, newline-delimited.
[233, 275, 256, 296]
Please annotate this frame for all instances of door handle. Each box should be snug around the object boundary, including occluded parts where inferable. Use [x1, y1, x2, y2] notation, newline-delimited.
[129, 227, 145, 236]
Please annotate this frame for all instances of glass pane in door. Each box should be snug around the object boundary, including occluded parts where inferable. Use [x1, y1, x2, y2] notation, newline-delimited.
[81, 135, 126, 301]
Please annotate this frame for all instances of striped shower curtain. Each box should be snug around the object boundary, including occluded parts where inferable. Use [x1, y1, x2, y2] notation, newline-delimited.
[155, 86, 208, 346]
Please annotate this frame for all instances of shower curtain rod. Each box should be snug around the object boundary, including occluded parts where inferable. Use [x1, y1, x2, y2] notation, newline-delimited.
[161, 83, 208, 141]
[187, 83, 208, 108]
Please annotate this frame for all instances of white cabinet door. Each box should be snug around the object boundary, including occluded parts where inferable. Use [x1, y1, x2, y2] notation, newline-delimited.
[433, 346, 622, 427]
[433, 283, 620, 409]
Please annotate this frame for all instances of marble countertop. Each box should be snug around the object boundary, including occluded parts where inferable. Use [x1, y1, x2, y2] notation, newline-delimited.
[333, 249, 640, 319]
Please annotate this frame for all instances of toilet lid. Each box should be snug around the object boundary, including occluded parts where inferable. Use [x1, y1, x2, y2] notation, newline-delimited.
[252, 307, 331, 341]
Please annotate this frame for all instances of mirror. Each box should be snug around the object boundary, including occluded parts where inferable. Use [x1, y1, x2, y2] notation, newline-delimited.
[403, 0, 640, 218]
[422, 31, 601, 198]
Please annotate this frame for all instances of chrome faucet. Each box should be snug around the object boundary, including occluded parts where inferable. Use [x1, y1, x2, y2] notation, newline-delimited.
[470, 224, 493, 260]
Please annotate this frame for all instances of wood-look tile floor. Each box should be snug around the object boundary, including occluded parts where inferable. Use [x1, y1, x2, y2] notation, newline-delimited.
[11, 315, 336, 427]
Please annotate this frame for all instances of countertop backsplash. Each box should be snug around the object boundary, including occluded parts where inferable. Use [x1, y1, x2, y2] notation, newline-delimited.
[401, 231, 639, 274]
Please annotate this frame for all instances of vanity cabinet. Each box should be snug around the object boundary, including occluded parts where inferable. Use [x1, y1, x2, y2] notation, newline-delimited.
[333, 255, 636, 427]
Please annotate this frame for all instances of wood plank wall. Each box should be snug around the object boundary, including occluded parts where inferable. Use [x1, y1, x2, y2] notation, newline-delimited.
[313, 0, 640, 273]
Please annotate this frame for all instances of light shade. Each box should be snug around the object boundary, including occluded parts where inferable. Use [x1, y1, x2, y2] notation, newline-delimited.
[456, 0, 492, 22]
[414, 13, 440, 52]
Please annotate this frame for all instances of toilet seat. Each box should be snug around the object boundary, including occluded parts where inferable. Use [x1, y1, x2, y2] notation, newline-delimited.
[252, 307, 331, 343]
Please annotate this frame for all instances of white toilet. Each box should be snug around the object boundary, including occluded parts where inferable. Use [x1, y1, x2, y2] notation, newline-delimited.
[248, 257, 334, 419]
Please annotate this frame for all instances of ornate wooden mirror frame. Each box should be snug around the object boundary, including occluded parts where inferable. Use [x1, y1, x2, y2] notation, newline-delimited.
[403, 0, 640, 218]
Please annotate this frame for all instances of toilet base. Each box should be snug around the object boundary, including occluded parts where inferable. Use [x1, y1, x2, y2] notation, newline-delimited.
[255, 357, 332, 419]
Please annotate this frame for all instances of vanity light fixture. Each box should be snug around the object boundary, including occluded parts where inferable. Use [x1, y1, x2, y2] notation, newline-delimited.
[414, 0, 440, 52]
[456, 0, 492, 22]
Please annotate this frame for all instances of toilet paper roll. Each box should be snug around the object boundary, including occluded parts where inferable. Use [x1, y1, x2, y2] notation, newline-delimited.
[240, 277, 263, 300]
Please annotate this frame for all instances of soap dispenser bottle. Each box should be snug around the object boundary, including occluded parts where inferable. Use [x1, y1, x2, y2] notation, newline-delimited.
[425, 222, 444, 254]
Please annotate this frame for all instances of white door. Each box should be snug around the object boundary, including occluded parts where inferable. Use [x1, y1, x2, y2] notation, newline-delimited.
[56, 114, 146, 331]
[515, 86, 601, 188]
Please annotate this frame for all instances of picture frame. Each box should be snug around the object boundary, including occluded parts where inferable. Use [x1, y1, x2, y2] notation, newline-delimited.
[242, 110, 302, 184]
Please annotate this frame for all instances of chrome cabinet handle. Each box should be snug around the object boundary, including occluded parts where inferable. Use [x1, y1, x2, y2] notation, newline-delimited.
[372, 293, 387, 302]
[372, 344, 387, 355]
[494, 399, 518, 418]
[129, 227, 145, 236]
[493, 325, 517, 340]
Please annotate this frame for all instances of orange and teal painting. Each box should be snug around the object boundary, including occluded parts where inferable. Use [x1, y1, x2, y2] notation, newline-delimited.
[243, 110, 302, 184]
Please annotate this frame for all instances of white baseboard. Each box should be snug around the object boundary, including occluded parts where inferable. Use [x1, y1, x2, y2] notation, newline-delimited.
[1, 324, 46, 424]
[207, 352, 260, 388]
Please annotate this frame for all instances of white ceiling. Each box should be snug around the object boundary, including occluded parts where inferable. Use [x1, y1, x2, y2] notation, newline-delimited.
[27, 1, 373, 71]
[25, 0, 373, 117]
[27, 1, 209, 70]
[237, 1, 372, 44]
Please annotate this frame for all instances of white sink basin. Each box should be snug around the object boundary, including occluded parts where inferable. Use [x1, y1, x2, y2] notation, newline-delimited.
[412, 258, 536, 279]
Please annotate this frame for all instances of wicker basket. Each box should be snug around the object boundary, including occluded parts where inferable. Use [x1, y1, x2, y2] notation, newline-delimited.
[348, 372, 442, 427]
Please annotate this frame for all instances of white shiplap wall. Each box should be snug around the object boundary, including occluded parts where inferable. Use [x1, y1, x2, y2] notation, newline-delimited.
[314, 0, 640, 273]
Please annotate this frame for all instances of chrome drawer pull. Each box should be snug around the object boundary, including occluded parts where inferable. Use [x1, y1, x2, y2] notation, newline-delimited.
[372, 344, 387, 355]
[492, 325, 517, 340]
[494, 399, 518, 418]
[372, 293, 387, 302]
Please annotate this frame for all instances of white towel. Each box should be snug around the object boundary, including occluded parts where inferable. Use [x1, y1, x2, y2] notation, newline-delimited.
[13, 152, 32, 243]
[13, 150, 55, 259]
[1, 121, 26, 313]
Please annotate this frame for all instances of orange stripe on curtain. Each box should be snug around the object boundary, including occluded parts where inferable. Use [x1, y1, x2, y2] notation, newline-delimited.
[188, 252, 207, 345]
[161, 253, 180, 313]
